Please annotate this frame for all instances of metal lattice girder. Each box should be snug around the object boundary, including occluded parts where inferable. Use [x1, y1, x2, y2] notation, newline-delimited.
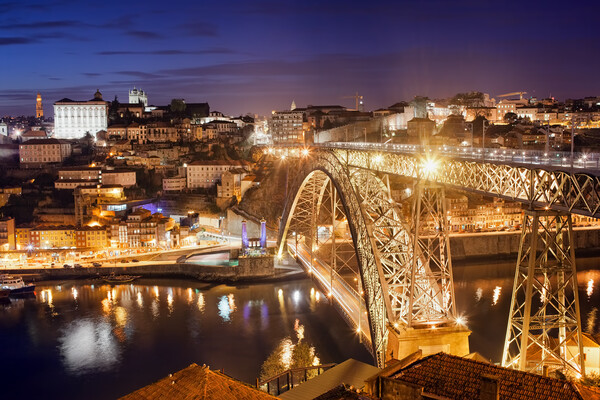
[330, 147, 600, 218]
[278, 150, 460, 367]
[278, 154, 389, 367]
[408, 183, 457, 327]
[502, 210, 585, 377]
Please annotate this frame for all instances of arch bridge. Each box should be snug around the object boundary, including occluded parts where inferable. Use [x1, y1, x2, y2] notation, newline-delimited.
[276, 143, 596, 376]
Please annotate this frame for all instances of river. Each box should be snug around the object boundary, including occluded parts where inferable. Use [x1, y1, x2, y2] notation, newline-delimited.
[1, 257, 599, 399]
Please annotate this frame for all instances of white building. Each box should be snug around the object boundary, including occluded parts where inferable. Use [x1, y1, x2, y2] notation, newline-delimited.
[102, 170, 136, 187]
[129, 88, 148, 107]
[162, 176, 187, 192]
[19, 138, 72, 166]
[53, 90, 108, 139]
[0, 122, 7, 136]
[186, 160, 250, 189]
[55, 166, 101, 189]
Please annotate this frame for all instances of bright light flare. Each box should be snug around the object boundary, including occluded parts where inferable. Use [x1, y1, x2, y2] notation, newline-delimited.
[422, 156, 439, 176]
[301, 148, 310, 157]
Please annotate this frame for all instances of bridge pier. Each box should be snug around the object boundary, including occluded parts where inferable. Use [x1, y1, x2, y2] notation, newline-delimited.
[502, 209, 585, 377]
[386, 325, 471, 362]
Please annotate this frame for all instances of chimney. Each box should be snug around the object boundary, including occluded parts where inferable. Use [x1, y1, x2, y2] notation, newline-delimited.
[480, 374, 499, 400]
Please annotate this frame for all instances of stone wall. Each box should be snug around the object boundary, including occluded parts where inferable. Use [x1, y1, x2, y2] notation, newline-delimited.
[237, 256, 274, 277]
[9, 261, 273, 282]
[450, 228, 600, 260]
[224, 208, 263, 237]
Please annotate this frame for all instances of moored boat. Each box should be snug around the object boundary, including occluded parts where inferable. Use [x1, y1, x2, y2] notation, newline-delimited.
[101, 273, 141, 284]
[0, 274, 36, 295]
[0, 288, 10, 298]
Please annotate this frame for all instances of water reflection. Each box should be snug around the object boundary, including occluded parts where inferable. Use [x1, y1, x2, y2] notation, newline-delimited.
[0, 279, 377, 399]
[218, 294, 236, 322]
[475, 288, 483, 302]
[167, 290, 174, 315]
[197, 293, 205, 313]
[588, 279, 594, 298]
[587, 308, 597, 334]
[58, 319, 120, 375]
[492, 286, 501, 305]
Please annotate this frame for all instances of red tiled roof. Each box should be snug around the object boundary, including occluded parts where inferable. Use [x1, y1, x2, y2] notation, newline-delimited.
[120, 363, 278, 400]
[392, 353, 585, 400]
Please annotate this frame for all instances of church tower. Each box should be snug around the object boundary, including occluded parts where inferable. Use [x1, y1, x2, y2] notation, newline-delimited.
[36, 93, 43, 119]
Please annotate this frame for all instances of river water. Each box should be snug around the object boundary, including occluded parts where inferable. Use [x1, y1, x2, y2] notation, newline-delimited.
[1, 257, 599, 399]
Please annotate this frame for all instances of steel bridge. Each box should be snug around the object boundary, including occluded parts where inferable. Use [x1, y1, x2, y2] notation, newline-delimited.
[275, 143, 591, 376]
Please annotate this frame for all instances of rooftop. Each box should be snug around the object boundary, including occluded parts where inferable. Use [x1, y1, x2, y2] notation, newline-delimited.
[387, 352, 590, 400]
[120, 363, 277, 400]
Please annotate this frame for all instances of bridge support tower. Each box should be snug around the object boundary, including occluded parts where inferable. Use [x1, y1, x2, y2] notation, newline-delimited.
[386, 182, 470, 362]
[502, 209, 584, 377]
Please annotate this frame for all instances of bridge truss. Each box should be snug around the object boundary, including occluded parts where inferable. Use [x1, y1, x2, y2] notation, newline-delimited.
[275, 145, 587, 377]
[277, 150, 458, 367]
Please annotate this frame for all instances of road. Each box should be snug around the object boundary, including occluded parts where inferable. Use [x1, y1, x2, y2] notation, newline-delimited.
[290, 240, 371, 343]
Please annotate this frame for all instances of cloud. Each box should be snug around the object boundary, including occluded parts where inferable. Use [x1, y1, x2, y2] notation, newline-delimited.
[96, 48, 234, 56]
[179, 22, 218, 37]
[125, 30, 162, 39]
[0, 20, 82, 30]
[114, 71, 164, 79]
[0, 37, 37, 45]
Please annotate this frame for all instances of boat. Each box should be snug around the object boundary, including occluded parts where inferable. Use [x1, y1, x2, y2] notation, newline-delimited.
[0, 274, 36, 295]
[101, 273, 141, 284]
[0, 288, 10, 299]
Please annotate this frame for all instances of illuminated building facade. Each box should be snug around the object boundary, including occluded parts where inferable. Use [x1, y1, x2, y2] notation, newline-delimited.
[19, 138, 72, 166]
[53, 90, 108, 139]
[36, 93, 43, 118]
[269, 110, 304, 144]
[129, 87, 148, 107]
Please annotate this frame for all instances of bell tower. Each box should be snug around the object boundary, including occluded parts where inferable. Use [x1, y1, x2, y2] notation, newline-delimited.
[36, 93, 43, 119]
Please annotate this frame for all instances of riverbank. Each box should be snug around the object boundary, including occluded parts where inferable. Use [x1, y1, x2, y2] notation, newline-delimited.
[3, 262, 306, 284]
[449, 226, 600, 260]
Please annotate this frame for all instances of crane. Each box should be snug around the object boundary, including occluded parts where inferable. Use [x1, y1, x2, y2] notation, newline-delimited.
[341, 92, 364, 111]
[497, 91, 527, 100]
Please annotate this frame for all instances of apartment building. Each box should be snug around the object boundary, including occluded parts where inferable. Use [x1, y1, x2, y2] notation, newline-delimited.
[19, 138, 72, 166]
[186, 160, 250, 189]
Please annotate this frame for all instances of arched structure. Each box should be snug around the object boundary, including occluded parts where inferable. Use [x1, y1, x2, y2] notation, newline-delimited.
[277, 149, 458, 367]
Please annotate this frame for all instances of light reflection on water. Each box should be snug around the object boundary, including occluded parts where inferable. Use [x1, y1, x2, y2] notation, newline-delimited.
[58, 319, 120, 375]
[26, 261, 600, 399]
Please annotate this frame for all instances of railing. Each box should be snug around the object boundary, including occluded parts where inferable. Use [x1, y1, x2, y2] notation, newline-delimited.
[311, 142, 600, 171]
[256, 363, 336, 396]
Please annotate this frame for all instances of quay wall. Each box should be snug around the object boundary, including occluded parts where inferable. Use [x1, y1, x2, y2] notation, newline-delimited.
[5, 261, 275, 282]
[450, 228, 600, 260]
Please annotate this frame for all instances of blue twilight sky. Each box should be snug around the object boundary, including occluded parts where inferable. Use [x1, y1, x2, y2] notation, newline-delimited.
[0, 0, 599, 117]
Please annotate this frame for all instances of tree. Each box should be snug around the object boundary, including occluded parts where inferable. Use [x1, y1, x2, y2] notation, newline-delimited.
[504, 112, 518, 124]
[170, 99, 186, 118]
[259, 323, 320, 381]
[291, 342, 315, 369]
[449, 91, 485, 107]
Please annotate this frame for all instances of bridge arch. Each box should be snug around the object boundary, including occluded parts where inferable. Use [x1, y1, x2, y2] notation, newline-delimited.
[277, 150, 456, 366]
[277, 151, 389, 364]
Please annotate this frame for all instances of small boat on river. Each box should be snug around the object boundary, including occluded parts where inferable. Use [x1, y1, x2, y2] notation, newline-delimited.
[101, 273, 141, 284]
[0, 288, 10, 298]
[0, 274, 36, 295]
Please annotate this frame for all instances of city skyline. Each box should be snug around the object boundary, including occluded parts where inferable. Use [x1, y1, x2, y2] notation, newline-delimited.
[1, 0, 599, 116]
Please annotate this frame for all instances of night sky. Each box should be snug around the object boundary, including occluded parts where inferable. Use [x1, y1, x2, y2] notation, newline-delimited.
[1, 0, 599, 117]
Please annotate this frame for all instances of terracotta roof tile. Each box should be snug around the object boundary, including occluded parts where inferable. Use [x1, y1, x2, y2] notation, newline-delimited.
[391, 353, 584, 400]
[120, 363, 279, 400]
